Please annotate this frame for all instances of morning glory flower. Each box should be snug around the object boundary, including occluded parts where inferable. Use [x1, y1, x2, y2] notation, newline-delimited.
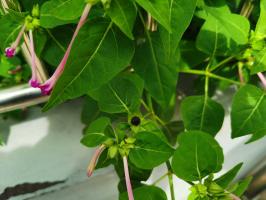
[123, 156, 134, 200]
[87, 145, 105, 177]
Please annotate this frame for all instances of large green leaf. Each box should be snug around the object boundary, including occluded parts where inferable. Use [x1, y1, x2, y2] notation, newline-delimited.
[81, 117, 111, 147]
[129, 131, 174, 169]
[133, 0, 197, 108]
[89, 74, 144, 114]
[106, 0, 137, 39]
[119, 186, 167, 200]
[180, 95, 225, 136]
[0, 14, 23, 51]
[196, 6, 250, 55]
[40, 0, 85, 28]
[43, 19, 134, 111]
[172, 131, 224, 182]
[231, 84, 266, 141]
[134, 0, 171, 32]
[255, 0, 266, 37]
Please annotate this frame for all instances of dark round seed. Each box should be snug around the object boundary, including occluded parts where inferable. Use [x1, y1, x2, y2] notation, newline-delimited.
[130, 116, 141, 126]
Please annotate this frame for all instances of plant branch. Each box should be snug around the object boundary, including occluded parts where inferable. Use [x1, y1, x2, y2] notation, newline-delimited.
[179, 69, 242, 85]
[166, 161, 175, 200]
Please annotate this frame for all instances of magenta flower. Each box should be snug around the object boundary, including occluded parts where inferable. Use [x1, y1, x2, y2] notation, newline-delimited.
[123, 156, 134, 200]
[87, 145, 105, 177]
[257, 72, 266, 89]
[38, 4, 92, 95]
[5, 25, 26, 58]
[28, 30, 40, 88]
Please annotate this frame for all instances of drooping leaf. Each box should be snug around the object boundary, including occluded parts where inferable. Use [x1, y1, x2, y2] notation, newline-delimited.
[81, 117, 111, 147]
[43, 19, 134, 111]
[129, 131, 174, 169]
[231, 84, 266, 141]
[180, 96, 225, 136]
[40, 0, 85, 28]
[88, 74, 143, 114]
[172, 131, 224, 182]
[134, 0, 171, 32]
[119, 185, 167, 200]
[232, 177, 252, 196]
[215, 163, 243, 188]
[133, 0, 197, 108]
[106, 0, 137, 39]
[81, 96, 101, 125]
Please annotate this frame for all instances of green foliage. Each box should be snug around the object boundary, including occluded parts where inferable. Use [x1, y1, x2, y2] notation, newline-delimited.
[2, 0, 265, 199]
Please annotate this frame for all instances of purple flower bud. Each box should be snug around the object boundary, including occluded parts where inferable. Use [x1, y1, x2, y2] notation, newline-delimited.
[38, 83, 53, 95]
[257, 72, 266, 89]
[4, 25, 26, 58]
[5, 47, 16, 58]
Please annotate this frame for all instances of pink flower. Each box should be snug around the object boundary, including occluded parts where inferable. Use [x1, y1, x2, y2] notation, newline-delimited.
[87, 145, 105, 177]
[123, 156, 134, 200]
[38, 4, 92, 95]
[5, 25, 26, 58]
[28, 30, 40, 88]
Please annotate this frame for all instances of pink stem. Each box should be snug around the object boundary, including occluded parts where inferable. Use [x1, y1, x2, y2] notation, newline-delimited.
[257, 72, 266, 89]
[123, 156, 134, 200]
[41, 4, 91, 87]
[87, 145, 105, 177]
[230, 194, 241, 200]
[12, 25, 26, 49]
[29, 30, 39, 87]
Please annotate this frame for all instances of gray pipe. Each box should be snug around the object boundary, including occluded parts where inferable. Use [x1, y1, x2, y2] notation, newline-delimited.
[0, 84, 49, 113]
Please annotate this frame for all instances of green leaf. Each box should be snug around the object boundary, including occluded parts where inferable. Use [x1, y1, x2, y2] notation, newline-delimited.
[81, 96, 101, 125]
[196, 7, 250, 55]
[181, 96, 225, 136]
[255, 0, 266, 37]
[80, 117, 111, 147]
[0, 14, 23, 51]
[119, 186, 167, 200]
[232, 177, 252, 196]
[251, 48, 266, 74]
[134, 0, 171, 32]
[43, 19, 134, 111]
[40, 0, 85, 28]
[89, 74, 143, 114]
[231, 84, 266, 140]
[106, 0, 137, 39]
[129, 131, 174, 169]
[133, 0, 197, 108]
[172, 131, 224, 182]
[215, 163, 243, 188]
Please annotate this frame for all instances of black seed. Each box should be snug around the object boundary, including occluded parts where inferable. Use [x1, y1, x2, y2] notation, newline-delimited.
[131, 116, 141, 126]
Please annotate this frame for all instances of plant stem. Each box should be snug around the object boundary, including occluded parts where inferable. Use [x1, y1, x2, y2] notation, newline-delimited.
[179, 69, 242, 85]
[257, 72, 266, 89]
[166, 161, 175, 200]
[152, 171, 170, 185]
[123, 156, 134, 200]
[210, 56, 235, 72]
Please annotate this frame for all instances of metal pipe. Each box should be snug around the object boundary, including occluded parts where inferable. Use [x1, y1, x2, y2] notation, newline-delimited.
[0, 84, 49, 113]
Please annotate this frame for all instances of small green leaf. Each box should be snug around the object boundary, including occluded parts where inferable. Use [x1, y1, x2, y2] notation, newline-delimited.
[134, 0, 171, 32]
[129, 131, 174, 169]
[231, 85, 266, 140]
[255, 0, 266, 37]
[172, 131, 224, 182]
[81, 96, 101, 125]
[181, 96, 225, 136]
[232, 177, 252, 196]
[40, 0, 85, 28]
[215, 163, 243, 188]
[106, 0, 136, 39]
[89, 74, 143, 114]
[81, 117, 111, 147]
[119, 186, 167, 200]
